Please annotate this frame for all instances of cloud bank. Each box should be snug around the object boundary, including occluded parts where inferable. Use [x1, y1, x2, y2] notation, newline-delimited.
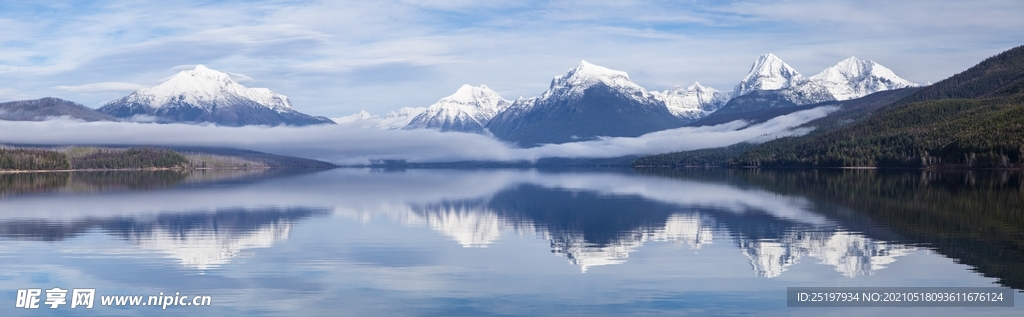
[0, 106, 836, 164]
[0, 1, 1020, 114]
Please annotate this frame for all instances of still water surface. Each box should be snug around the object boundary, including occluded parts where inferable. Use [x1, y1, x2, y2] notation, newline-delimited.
[0, 168, 1021, 316]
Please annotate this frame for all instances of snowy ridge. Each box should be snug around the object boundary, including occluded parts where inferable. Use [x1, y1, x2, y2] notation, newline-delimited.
[810, 57, 918, 100]
[653, 82, 730, 119]
[734, 54, 806, 96]
[111, 65, 294, 112]
[540, 60, 651, 103]
[732, 54, 835, 105]
[331, 107, 426, 130]
[336, 55, 916, 132]
[404, 84, 511, 132]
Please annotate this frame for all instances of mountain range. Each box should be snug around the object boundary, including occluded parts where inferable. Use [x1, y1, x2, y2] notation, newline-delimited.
[635, 44, 1024, 169]
[2, 54, 917, 146]
[338, 54, 918, 146]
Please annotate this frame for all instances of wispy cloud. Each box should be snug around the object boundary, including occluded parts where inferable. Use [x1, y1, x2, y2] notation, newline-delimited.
[0, 1, 1021, 116]
[54, 82, 144, 93]
[0, 106, 836, 164]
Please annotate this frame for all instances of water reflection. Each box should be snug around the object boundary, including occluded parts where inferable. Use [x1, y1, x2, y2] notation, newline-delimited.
[399, 182, 913, 276]
[0, 167, 1020, 316]
[0, 168, 322, 197]
[638, 168, 1024, 289]
[0, 207, 329, 269]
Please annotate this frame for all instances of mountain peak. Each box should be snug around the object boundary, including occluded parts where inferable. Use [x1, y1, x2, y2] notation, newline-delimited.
[446, 84, 500, 104]
[688, 82, 708, 91]
[735, 53, 805, 96]
[655, 82, 729, 119]
[810, 57, 917, 100]
[569, 60, 630, 81]
[541, 60, 644, 102]
[824, 56, 873, 78]
[104, 65, 296, 113]
[175, 64, 232, 82]
[404, 84, 511, 132]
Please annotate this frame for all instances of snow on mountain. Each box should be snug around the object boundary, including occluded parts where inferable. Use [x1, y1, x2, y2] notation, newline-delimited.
[653, 82, 730, 119]
[98, 65, 332, 126]
[540, 60, 652, 103]
[116, 65, 294, 112]
[486, 60, 683, 145]
[333, 107, 428, 129]
[380, 107, 427, 129]
[731, 53, 835, 105]
[809, 56, 919, 100]
[404, 84, 511, 132]
[332, 110, 376, 125]
[734, 53, 806, 96]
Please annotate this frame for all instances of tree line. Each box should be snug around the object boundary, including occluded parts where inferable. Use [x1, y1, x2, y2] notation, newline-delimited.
[0, 147, 190, 171]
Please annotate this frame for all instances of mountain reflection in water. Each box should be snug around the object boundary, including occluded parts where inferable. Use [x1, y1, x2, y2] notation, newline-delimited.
[0, 207, 329, 269]
[0, 168, 1020, 316]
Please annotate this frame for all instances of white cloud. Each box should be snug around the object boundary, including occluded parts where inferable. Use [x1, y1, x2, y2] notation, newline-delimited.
[0, 106, 837, 165]
[54, 82, 145, 92]
[0, 0, 1021, 115]
[0, 88, 32, 100]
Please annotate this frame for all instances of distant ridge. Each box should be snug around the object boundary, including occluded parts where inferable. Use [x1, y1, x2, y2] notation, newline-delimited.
[98, 65, 334, 127]
[0, 97, 118, 122]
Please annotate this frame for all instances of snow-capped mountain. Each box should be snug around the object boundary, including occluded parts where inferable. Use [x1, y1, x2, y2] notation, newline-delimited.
[732, 53, 835, 106]
[486, 60, 685, 146]
[809, 57, 918, 100]
[331, 54, 918, 134]
[380, 107, 427, 129]
[404, 84, 512, 133]
[653, 82, 730, 120]
[735, 53, 806, 95]
[539, 60, 651, 103]
[331, 107, 427, 130]
[98, 65, 333, 126]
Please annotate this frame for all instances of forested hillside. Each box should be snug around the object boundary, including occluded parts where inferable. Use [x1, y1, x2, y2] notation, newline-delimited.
[634, 44, 1024, 169]
[632, 142, 755, 167]
[69, 147, 190, 169]
[0, 149, 71, 170]
[731, 45, 1024, 168]
[1, 147, 189, 170]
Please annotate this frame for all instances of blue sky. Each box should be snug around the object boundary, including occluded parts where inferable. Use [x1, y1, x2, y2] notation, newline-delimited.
[1, 0, 1022, 117]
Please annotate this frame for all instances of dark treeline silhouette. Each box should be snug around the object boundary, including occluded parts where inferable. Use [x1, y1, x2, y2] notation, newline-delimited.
[0, 148, 72, 170]
[71, 147, 190, 169]
[1, 147, 189, 170]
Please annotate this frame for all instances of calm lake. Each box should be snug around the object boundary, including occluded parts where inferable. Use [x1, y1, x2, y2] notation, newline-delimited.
[0, 168, 1021, 316]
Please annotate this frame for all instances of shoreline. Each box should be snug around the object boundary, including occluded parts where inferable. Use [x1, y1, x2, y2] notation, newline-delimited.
[0, 167, 274, 174]
[630, 165, 1024, 171]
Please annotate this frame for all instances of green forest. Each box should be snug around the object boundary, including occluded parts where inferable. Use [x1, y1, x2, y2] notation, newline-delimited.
[632, 142, 755, 167]
[0, 148, 71, 170]
[0, 147, 190, 171]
